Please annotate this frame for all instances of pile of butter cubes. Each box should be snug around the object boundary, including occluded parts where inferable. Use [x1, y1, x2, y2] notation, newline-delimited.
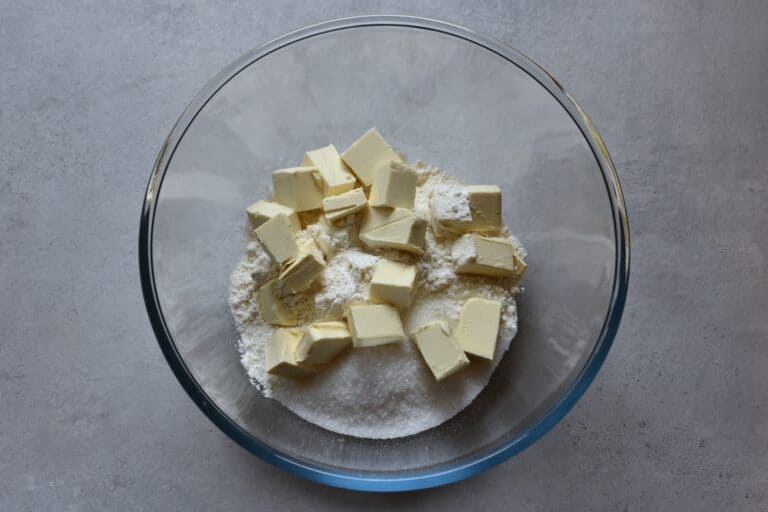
[246, 128, 526, 382]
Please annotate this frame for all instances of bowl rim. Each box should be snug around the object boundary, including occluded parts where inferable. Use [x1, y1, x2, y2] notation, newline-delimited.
[139, 15, 630, 492]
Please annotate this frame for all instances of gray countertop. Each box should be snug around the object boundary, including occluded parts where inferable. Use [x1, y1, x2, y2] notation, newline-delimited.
[1, 2, 766, 510]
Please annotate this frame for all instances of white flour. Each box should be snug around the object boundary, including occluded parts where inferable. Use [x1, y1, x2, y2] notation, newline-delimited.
[228, 162, 524, 438]
[429, 181, 472, 222]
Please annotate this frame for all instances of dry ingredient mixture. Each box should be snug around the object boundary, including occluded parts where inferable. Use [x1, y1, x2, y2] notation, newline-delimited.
[228, 133, 526, 439]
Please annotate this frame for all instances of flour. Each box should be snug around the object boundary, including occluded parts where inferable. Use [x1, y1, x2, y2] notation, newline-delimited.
[451, 234, 476, 268]
[228, 163, 524, 438]
[313, 249, 379, 315]
[429, 182, 472, 223]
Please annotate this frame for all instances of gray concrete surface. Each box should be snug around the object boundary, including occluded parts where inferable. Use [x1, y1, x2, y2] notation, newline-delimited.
[1, 1, 766, 510]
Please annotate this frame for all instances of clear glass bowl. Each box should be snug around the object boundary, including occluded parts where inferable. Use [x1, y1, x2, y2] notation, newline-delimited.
[139, 16, 629, 491]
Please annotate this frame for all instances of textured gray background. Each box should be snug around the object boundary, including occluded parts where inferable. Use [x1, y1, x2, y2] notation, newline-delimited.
[1, 1, 766, 510]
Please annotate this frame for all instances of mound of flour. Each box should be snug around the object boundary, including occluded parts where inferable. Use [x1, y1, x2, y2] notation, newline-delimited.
[228, 163, 524, 439]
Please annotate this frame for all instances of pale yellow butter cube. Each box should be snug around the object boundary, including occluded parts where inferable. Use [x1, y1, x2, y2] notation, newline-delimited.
[301, 144, 357, 196]
[359, 207, 426, 254]
[246, 200, 300, 233]
[430, 184, 502, 234]
[465, 185, 502, 232]
[369, 161, 417, 209]
[265, 328, 314, 379]
[258, 279, 297, 326]
[322, 188, 368, 221]
[272, 166, 323, 211]
[361, 216, 426, 254]
[277, 240, 325, 293]
[307, 218, 334, 258]
[360, 205, 412, 232]
[412, 321, 469, 381]
[345, 303, 404, 347]
[369, 259, 417, 307]
[454, 298, 502, 361]
[340, 127, 402, 187]
[255, 213, 299, 264]
[510, 253, 527, 284]
[429, 182, 472, 236]
[295, 321, 352, 364]
[453, 234, 518, 277]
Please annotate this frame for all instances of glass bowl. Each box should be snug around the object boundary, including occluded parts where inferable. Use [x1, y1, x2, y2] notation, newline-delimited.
[139, 16, 629, 491]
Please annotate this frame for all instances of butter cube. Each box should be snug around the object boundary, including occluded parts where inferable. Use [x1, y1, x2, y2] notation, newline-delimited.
[277, 240, 325, 292]
[510, 253, 527, 284]
[255, 213, 299, 264]
[322, 188, 368, 221]
[265, 328, 314, 379]
[453, 234, 518, 277]
[345, 304, 404, 347]
[430, 184, 502, 234]
[295, 321, 352, 364]
[308, 218, 334, 258]
[369, 161, 417, 209]
[412, 321, 469, 381]
[258, 279, 297, 326]
[359, 207, 426, 254]
[301, 144, 357, 196]
[246, 200, 301, 233]
[360, 205, 412, 232]
[454, 298, 502, 361]
[465, 185, 502, 232]
[369, 259, 417, 307]
[428, 182, 472, 237]
[340, 127, 402, 187]
[272, 166, 323, 211]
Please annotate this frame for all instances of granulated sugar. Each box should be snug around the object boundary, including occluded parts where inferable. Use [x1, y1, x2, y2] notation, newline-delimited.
[228, 163, 523, 438]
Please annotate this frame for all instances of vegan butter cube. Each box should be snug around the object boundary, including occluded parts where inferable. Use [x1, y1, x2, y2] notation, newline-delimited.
[295, 321, 352, 364]
[359, 207, 426, 254]
[454, 298, 502, 361]
[453, 234, 518, 277]
[255, 213, 299, 264]
[246, 200, 300, 233]
[322, 188, 368, 221]
[278, 240, 325, 293]
[265, 328, 314, 379]
[301, 144, 357, 196]
[412, 321, 469, 381]
[272, 166, 323, 211]
[369, 161, 417, 209]
[258, 279, 297, 326]
[346, 303, 404, 347]
[369, 259, 417, 307]
[340, 127, 402, 187]
[465, 185, 502, 232]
